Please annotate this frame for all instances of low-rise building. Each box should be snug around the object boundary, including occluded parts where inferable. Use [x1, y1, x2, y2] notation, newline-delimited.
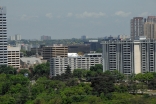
[42, 44, 68, 61]
[20, 57, 42, 69]
[50, 53, 102, 77]
[8, 47, 20, 68]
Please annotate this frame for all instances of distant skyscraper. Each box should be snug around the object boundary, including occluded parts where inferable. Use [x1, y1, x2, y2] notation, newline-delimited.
[41, 35, 51, 41]
[147, 16, 156, 23]
[15, 34, 21, 41]
[81, 35, 87, 40]
[144, 22, 156, 39]
[130, 17, 144, 40]
[9, 35, 15, 40]
[0, 7, 7, 65]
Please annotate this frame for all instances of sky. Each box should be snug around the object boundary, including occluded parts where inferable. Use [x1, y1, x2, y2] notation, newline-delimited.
[1, 0, 156, 39]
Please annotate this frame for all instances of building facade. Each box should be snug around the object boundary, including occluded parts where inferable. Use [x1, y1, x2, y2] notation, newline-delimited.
[88, 40, 102, 52]
[147, 16, 156, 23]
[130, 17, 144, 40]
[41, 35, 51, 41]
[50, 53, 102, 77]
[15, 34, 21, 41]
[68, 44, 90, 53]
[42, 44, 68, 61]
[0, 7, 7, 66]
[102, 39, 156, 75]
[144, 22, 156, 39]
[7, 47, 20, 68]
[81, 35, 87, 40]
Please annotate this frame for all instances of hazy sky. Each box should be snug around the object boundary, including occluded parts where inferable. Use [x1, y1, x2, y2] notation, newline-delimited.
[1, 0, 156, 39]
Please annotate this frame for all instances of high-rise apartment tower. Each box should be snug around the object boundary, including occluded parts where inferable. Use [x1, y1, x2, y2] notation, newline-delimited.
[130, 17, 144, 40]
[0, 7, 7, 65]
[147, 16, 156, 23]
[144, 22, 156, 39]
[102, 39, 156, 75]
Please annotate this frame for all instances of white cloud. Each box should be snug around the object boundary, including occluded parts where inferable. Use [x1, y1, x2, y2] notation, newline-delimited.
[139, 12, 151, 17]
[67, 13, 73, 17]
[115, 11, 131, 17]
[20, 14, 38, 20]
[75, 11, 106, 18]
[45, 13, 53, 19]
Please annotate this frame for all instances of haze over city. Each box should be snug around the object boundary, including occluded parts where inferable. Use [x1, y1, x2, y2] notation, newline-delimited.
[2, 0, 156, 39]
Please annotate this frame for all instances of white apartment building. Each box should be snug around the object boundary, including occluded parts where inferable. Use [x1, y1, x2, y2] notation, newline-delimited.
[0, 7, 7, 66]
[8, 47, 20, 68]
[102, 39, 156, 75]
[50, 53, 102, 77]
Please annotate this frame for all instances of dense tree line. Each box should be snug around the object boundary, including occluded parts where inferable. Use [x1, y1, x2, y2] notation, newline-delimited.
[1, 64, 156, 103]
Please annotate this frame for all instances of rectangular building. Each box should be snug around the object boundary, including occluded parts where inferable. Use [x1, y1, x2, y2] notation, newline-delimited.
[50, 53, 102, 77]
[7, 47, 20, 68]
[0, 7, 7, 65]
[144, 22, 156, 39]
[130, 17, 144, 40]
[102, 39, 156, 74]
[42, 44, 68, 61]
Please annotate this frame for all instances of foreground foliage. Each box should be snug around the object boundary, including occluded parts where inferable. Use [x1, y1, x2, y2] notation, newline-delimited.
[1, 64, 156, 104]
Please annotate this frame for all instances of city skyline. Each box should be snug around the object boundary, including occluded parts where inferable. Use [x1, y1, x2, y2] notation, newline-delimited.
[1, 0, 156, 39]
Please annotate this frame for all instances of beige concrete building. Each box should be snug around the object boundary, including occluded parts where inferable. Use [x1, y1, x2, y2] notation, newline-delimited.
[147, 16, 156, 23]
[42, 44, 68, 61]
[7, 47, 20, 68]
[144, 22, 156, 39]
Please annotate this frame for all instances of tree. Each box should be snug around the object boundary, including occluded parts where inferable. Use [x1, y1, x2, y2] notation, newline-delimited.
[90, 64, 103, 72]
[148, 77, 156, 90]
[64, 65, 72, 79]
[73, 69, 88, 79]
[65, 65, 71, 75]
[91, 73, 115, 96]
[111, 70, 125, 83]
[0, 65, 17, 75]
[32, 62, 50, 79]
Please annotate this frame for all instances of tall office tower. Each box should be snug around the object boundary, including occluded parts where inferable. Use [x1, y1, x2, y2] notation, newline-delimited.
[102, 39, 156, 75]
[130, 17, 144, 40]
[147, 16, 156, 23]
[0, 7, 7, 65]
[144, 22, 156, 39]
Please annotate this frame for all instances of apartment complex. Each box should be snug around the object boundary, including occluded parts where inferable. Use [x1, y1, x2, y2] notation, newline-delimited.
[7, 47, 20, 68]
[42, 44, 68, 61]
[50, 53, 102, 77]
[102, 39, 156, 75]
[130, 17, 144, 40]
[0, 7, 7, 65]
